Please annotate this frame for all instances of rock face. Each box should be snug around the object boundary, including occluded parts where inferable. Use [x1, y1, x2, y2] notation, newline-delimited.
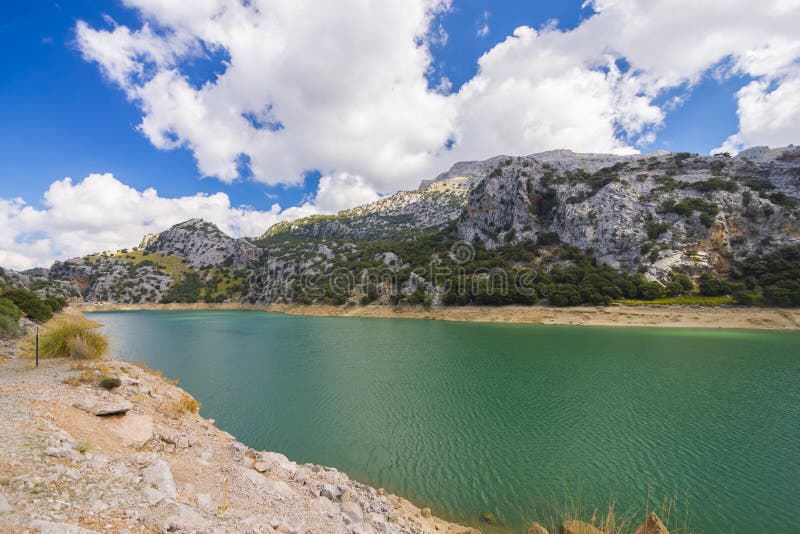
[38, 146, 800, 305]
[144, 218, 261, 269]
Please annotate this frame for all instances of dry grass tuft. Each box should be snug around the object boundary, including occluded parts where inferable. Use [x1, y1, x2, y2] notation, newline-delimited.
[159, 392, 201, 419]
[37, 317, 108, 360]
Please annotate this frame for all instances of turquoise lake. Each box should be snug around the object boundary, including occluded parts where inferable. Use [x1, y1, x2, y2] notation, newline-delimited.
[89, 310, 800, 533]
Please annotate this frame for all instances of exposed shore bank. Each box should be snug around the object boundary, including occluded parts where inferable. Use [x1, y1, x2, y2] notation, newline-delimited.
[78, 302, 800, 331]
[0, 346, 476, 533]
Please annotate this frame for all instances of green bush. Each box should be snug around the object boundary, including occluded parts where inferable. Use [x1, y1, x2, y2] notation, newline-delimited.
[43, 297, 67, 313]
[98, 376, 122, 390]
[161, 272, 202, 303]
[698, 272, 731, 296]
[39, 317, 109, 360]
[1, 288, 53, 322]
[0, 314, 19, 337]
[733, 290, 760, 306]
[0, 297, 21, 321]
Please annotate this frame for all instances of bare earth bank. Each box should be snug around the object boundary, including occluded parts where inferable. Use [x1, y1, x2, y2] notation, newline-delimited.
[77, 302, 800, 331]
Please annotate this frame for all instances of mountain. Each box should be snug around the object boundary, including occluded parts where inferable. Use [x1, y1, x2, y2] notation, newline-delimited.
[27, 146, 800, 307]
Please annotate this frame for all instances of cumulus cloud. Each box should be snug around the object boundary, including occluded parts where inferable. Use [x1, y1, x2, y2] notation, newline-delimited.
[75, 0, 800, 196]
[0, 173, 364, 270]
[4, 0, 791, 271]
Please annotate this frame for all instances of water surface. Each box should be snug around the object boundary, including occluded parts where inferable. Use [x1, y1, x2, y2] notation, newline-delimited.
[90, 310, 800, 532]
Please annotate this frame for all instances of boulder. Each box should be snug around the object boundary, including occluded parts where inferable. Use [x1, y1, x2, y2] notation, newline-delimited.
[162, 500, 211, 532]
[561, 520, 603, 534]
[142, 459, 177, 499]
[107, 413, 153, 448]
[74, 396, 133, 416]
[634, 513, 669, 534]
[527, 522, 550, 534]
[341, 501, 364, 525]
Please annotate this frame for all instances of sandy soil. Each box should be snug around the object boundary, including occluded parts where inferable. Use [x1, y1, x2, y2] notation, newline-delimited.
[77, 302, 800, 331]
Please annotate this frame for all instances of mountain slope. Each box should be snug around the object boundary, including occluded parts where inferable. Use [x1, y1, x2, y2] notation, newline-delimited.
[37, 146, 800, 307]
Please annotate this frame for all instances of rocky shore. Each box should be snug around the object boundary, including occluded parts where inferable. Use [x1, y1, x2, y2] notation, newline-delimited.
[0, 353, 477, 533]
[77, 302, 800, 331]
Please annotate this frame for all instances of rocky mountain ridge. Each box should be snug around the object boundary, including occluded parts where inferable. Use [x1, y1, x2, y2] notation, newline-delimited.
[10, 146, 800, 307]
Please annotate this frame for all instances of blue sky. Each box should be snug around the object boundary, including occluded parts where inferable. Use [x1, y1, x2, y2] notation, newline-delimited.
[0, 1, 747, 211]
[1, 0, 797, 269]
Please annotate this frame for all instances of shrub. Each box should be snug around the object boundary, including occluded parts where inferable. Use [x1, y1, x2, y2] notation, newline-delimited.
[0, 314, 19, 337]
[698, 272, 731, 297]
[1, 288, 53, 322]
[0, 297, 21, 321]
[43, 297, 68, 313]
[39, 317, 109, 360]
[98, 376, 122, 390]
[733, 290, 760, 306]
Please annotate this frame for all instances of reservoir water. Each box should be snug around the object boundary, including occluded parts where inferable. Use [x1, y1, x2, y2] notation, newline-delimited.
[89, 310, 800, 532]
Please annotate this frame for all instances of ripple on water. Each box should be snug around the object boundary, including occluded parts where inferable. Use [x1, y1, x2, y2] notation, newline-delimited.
[92, 311, 800, 533]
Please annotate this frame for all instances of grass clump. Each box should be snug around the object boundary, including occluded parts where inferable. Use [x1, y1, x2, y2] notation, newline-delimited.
[160, 392, 202, 419]
[526, 482, 694, 534]
[177, 392, 201, 414]
[98, 375, 121, 390]
[39, 317, 108, 360]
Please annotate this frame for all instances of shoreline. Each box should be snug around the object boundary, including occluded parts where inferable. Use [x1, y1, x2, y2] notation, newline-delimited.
[0, 350, 477, 533]
[76, 302, 800, 331]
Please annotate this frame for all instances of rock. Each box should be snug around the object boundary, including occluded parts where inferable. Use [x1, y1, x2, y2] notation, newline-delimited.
[176, 436, 189, 448]
[44, 445, 84, 462]
[350, 523, 376, 534]
[561, 520, 603, 534]
[528, 522, 550, 534]
[420, 507, 432, 518]
[90, 455, 108, 470]
[29, 520, 99, 534]
[142, 459, 177, 499]
[162, 500, 211, 532]
[340, 488, 357, 502]
[634, 513, 669, 534]
[74, 397, 134, 416]
[141, 486, 166, 506]
[341, 501, 364, 525]
[231, 442, 247, 462]
[107, 413, 154, 448]
[319, 484, 341, 501]
[481, 512, 496, 524]
[254, 461, 269, 473]
[0, 492, 12, 513]
[197, 493, 212, 512]
[65, 468, 82, 480]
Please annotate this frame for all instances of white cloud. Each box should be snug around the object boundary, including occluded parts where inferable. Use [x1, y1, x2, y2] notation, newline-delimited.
[74, 0, 800, 193]
[476, 11, 490, 38]
[0, 173, 359, 270]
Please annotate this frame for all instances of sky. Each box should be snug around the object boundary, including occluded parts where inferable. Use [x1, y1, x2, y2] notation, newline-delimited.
[1, 0, 799, 270]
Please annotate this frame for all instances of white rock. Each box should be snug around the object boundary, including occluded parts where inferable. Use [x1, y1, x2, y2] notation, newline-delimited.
[142, 460, 177, 499]
[341, 502, 364, 525]
[141, 486, 165, 506]
[29, 520, 99, 534]
[0, 492, 12, 513]
[196, 493, 212, 512]
[162, 500, 211, 532]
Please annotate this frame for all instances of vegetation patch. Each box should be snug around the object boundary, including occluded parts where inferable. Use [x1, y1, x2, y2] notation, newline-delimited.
[38, 317, 109, 360]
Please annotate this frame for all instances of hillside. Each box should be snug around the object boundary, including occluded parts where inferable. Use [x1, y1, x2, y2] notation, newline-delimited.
[20, 146, 800, 308]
